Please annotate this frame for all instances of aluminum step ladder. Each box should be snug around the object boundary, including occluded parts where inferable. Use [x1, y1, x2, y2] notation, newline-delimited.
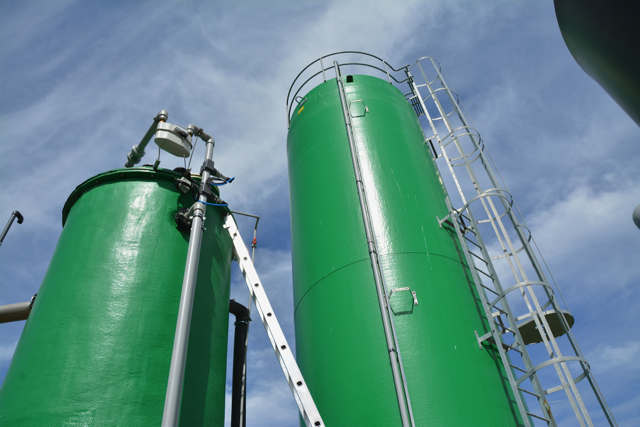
[223, 214, 324, 427]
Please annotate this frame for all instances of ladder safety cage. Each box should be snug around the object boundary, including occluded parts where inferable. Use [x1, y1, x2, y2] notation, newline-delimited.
[409, 56, 617, 427]
[223, 214, 324, 427]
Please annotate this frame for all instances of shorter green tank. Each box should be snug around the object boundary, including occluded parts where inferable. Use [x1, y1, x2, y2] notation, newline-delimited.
[0, 167, 232, 426]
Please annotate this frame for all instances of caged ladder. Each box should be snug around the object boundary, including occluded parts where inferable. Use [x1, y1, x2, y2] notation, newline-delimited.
[223, 214, 324, 427]
[403, 57, 617, 427]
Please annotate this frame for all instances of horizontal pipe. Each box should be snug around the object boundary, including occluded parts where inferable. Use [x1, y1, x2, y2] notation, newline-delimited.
[0, 301, 31, 323]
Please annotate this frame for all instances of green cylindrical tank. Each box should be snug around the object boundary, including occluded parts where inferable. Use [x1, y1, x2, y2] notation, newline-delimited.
[287, 75, 524, 426]
[0, 167, 232, 426]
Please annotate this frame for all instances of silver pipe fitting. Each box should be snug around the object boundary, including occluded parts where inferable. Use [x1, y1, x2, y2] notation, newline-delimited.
[124, 110, 168, 167]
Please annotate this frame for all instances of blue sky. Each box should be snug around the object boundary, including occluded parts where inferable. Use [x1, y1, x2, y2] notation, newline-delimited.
[0, 1, 638, 426]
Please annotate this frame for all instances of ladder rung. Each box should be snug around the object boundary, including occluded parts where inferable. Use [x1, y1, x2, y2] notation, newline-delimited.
[503, 342, 522, 354]
[494, 322, 515, 334]
[492, 306, 507, 315]
[498, 341, 522, 354]
[460, 225, 477, 235]
[224, 215, 324, 427]
[469, 250, 487, 264]
[481, 284, 498, 295]
[475, 267, 493, 279]
[526, 412, 549, 422]
[484, 336, 523, 354]
[518, 387, 540, 398]
[509, 364, 527, 374]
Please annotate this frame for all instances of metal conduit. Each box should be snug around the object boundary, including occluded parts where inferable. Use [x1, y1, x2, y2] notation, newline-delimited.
[333, 61, 412, 427]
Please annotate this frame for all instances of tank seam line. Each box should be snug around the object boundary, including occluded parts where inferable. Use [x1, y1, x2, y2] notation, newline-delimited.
[294, 250, 469, 318]
[294, 257, 370, 318]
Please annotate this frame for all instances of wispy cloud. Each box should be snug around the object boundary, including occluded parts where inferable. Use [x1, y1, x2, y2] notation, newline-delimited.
[1, 2, 638, 427]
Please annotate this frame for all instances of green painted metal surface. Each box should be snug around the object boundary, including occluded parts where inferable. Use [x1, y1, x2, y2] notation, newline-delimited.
[555, 0, 640, 127]
[0, 167, 232, 426]
[287, 75, 524, 426]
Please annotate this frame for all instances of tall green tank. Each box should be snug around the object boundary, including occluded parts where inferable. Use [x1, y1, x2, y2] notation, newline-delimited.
[287, 75, 524, 426]
[0, 167, 232, 426]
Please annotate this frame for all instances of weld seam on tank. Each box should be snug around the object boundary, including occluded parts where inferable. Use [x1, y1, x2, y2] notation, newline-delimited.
[333, 61, 414, 427]
[292, 250, 471, 320]
[293, 257, 369, 317]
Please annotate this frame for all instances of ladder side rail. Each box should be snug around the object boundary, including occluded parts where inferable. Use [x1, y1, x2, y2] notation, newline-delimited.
[415, 63, 553, 422]
[419, 59, 606, 426]
[224, 215, 324, 427]
[458, 146, 588, 426]
[485, 161, 617, 425]
[444, 198, 534, 427]
[416, 60, 577, 425]
[501, 197, 617, 426]
[480, 191, 593, 426]
[422, 56, 585, 366]
[416, 61, 484, 204]
[451, 200, 553, 425]
[406, 72, 467, 206]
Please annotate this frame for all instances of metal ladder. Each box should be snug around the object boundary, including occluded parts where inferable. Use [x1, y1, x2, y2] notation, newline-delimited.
[403, 57, 617, 426]
[223, 214, 324, 427]
[438, 200, 552, 426]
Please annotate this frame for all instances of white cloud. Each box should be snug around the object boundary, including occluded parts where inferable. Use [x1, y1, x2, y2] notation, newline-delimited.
[587, 341, 640, 374]
[528, 182, 640, 300]
[1, 2, 639, 427]
[0, 341, 18, 363]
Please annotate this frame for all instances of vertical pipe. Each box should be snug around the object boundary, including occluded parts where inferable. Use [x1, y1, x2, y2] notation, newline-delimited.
[332, 61, 411, 427]
[162, 139, 215, 427]
[229, 300, 251, 427]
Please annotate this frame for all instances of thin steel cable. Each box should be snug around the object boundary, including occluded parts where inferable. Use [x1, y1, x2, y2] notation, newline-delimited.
[187, 136, 200, 171]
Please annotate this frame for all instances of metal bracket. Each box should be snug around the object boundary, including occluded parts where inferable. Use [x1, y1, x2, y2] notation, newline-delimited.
[199, 183, 214, 198]
[348, 99, 368, 117]
[200, 159, 216, 175]
[475, 330, 492, 350]
[388, 287, 418, 306]
[436, 213, 451, 229]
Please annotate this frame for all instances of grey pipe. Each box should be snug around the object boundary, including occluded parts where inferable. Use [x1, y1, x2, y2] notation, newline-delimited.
[161, 137, 215, 427]
[333, 61, 411, 427]
[186, 124, 213, 143]
[0, 210, 24, 247]
[0, 301, 31, 323]
[124, 110, 168, 167]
